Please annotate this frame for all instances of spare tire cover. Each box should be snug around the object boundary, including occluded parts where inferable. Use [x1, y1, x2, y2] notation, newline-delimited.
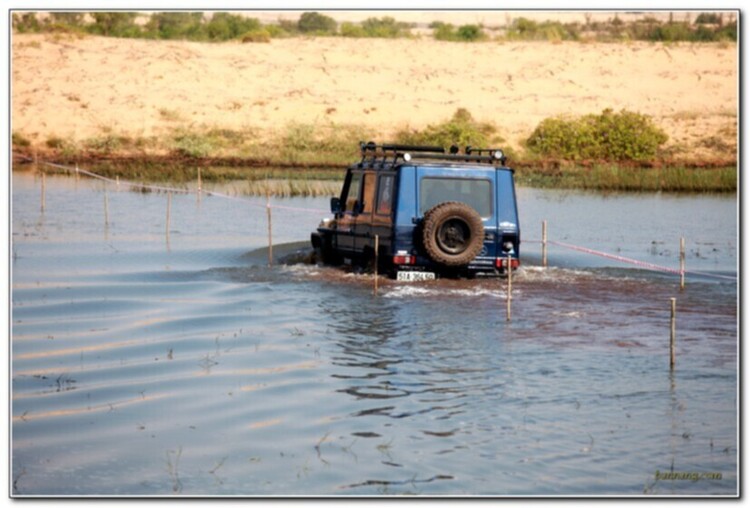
[422, 201, 484, 266]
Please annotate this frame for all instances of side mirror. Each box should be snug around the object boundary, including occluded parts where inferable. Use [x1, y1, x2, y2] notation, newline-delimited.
[330, 197, 341, 213]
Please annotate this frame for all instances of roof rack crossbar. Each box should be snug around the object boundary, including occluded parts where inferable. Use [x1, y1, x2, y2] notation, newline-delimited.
[360, 141, 445, 155]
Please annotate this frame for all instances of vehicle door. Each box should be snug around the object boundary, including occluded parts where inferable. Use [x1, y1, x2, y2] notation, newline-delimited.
[371, 173, 395, 256]
[335, 170, 362, 253]
[352, 171, 377, 254]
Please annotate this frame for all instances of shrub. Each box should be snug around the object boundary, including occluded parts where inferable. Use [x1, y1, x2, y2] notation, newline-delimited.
[297, 12, 337, 34]
[432, 22, 456, 41]
[85, 134, 133, 154]
[695, 13, 722, 25]
[13, 13, 42, 33]
[241, 28, 271, 43]
[263, 24, 289, 38]
[145, 12, 205, 40]
[396, 108, 501, 150]
[526, 108, 669, 161]
[456, 24, 485, 41]
[340, 22, 367, 38]
[12, 131, 31, 147]
[206, 13, 260, 41]
[361, 17, 410, 38]
[172, 132, 215, 158]
[88, 12, 140, 37]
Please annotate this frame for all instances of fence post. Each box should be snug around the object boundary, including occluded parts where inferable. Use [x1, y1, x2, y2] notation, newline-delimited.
[104, 189, 109, 227]
[679, 237, 686, 291]
[40, 171, 46, 213]
[166, 191, 172, 247]
[197, 167, 202, 194]
[542, 220, 548, 268]
[506, 253, 513, 321]
[670, 298, 677, 370]
[266, 189, 273, 268]
[374, 235, 379, 296]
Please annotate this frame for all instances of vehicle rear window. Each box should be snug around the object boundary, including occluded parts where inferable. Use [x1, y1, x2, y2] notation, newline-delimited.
[420, 177, 492, 217]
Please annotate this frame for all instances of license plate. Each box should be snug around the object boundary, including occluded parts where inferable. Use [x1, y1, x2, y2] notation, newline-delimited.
[397, 271, 436, 282]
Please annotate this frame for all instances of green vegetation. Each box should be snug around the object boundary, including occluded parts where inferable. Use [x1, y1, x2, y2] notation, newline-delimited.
[505, 18, 581, 42]
[395, 108, 503, 152]
[526, 109, 669, 162]
[514, 164, 736, 193]
[431, 22, 487, 42]
[12, 11, 737, 44]
[361, 17, 411, 38]
[297, 12, 337, 35]
[12, 107, 735, 193]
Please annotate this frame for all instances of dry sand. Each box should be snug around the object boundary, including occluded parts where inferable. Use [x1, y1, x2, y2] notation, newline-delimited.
[11, 30, 738, 161]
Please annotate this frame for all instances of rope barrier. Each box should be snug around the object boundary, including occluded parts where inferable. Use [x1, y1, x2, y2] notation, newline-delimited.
[14, 153, 737, 282]
[540, 238, 736, 282]
[15, 154, 329, 213]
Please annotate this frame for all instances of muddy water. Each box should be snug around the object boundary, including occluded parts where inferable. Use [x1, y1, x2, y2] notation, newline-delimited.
[11, 172, 737, 496]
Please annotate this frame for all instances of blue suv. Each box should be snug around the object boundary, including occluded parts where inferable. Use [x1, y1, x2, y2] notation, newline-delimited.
[311, 142, 520, 279]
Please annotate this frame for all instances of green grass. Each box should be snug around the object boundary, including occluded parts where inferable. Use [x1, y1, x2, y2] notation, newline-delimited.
[514, 164, 736, 193]
[13, 108, 736, 194]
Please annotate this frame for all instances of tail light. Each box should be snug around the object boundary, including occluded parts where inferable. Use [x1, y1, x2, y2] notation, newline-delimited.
[393, 255, 416, 265]
[495, 257, 520, 269]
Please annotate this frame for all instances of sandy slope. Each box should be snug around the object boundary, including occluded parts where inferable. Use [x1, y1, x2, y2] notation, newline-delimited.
[11, 32, 738, 160]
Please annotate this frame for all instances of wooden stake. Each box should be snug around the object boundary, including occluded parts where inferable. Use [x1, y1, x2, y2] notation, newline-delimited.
[104, 190, 109, 226]
[266, 190, 273, 267]
[506, 253, 512, 322]
[166, 191, 172, 244]
[374, 235, 379, 296]
[670, 297, 677, 370]
[679, 237, 686, 291]
[542, 220, 548, 268]
[197, 167, 202, 194]
[40, 171, 46, 213]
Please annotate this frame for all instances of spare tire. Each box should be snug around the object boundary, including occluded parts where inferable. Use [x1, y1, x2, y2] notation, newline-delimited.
[422, 201, 484, 266]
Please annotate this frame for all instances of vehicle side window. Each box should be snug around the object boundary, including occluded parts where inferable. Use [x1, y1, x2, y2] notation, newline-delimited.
[361, 174, 376, 214]
[344, 173, 362, 212]
[376, 175, 394, 215]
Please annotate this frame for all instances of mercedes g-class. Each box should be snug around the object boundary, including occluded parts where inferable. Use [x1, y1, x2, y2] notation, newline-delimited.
[311, 142, 520, 279]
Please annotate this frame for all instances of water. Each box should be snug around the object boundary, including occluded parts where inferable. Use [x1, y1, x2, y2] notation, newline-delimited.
[11, 171, 738, 496]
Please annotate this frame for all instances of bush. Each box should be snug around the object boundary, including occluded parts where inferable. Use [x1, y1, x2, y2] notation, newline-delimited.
[396, 108, 501, 150]
[145, 12, 205, 40]
[13, 13, 42, 33]
[432, 22, 486, 42]
[172, 132, 215, 158]
[340, 22, 367, 38]
[241, 28, 271, 43]
[88, 12, 140, 37]
[526, 108, 669, 161]
[12, 131, 31, 147]
[456, 24, 485, 41]
[361, 17, 410, 38]
[206, 13, 260, 41]
[695, 13, 722, 25]
[297, 12, 337, 34]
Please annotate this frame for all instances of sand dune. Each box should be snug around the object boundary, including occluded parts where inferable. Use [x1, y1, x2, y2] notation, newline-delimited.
[11, 31, 737, 160]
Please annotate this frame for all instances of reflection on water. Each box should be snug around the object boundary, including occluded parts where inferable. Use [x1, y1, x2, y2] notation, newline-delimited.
[11, 172, 737, 496]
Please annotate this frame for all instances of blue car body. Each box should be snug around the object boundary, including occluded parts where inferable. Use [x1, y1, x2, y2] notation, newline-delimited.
[311, 143, 521, 277]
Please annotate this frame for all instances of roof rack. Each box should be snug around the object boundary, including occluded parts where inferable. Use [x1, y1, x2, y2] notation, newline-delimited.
[358, 141, 508, 168]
